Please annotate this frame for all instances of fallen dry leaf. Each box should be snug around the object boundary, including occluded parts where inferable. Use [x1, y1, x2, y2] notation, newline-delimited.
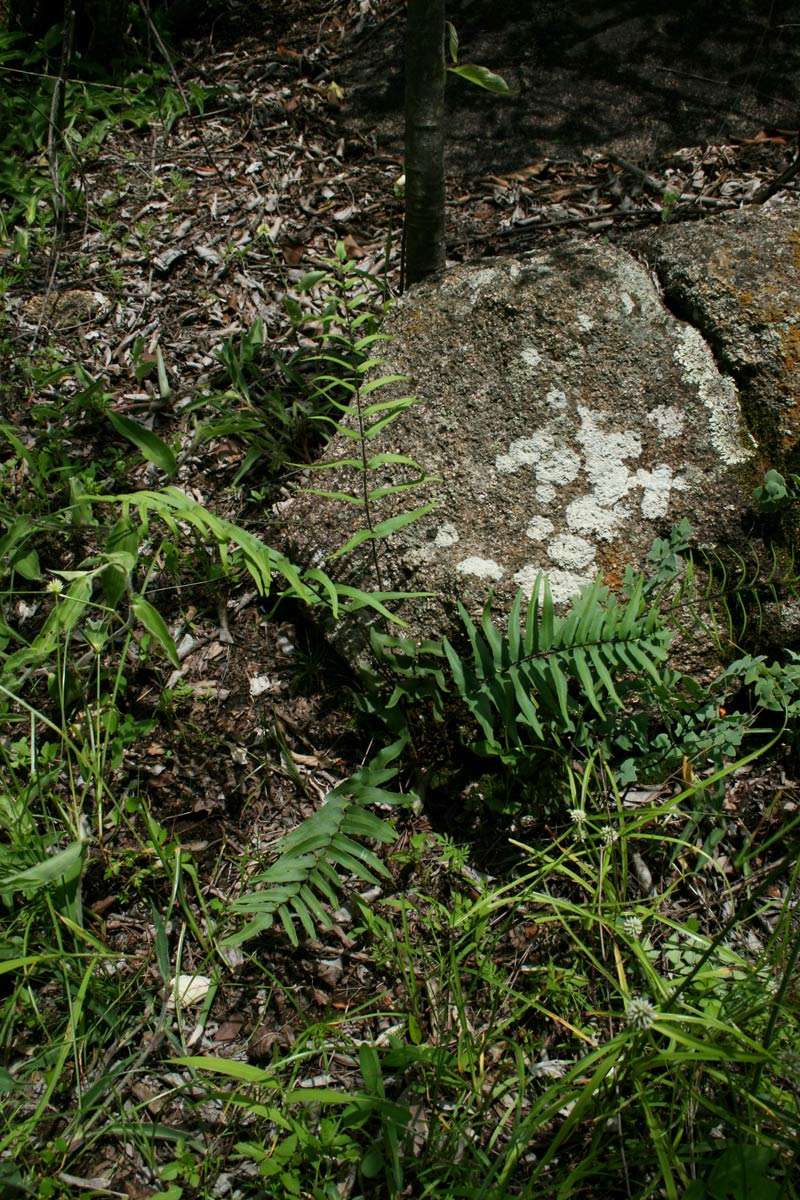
[167, 975, 212, 1008]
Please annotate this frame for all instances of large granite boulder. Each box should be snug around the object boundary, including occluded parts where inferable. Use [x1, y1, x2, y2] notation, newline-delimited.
[630, 201, 800, 468]
[283, 241, 760, 640]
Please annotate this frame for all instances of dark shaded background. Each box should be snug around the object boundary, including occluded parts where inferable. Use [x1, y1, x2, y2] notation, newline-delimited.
[340, 0, 799, 172]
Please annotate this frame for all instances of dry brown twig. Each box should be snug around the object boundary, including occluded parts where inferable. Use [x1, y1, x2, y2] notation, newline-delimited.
[752, 132, 800, 203]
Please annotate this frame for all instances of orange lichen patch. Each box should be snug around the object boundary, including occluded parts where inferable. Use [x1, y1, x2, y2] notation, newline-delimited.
[595, 547, 629, 593]
[602, 565, 626, 592]
[763, 303, 793, 325]
[788, 229, 800, 271]
[780, 324, 800, 373]
[734, 280, 793, 327]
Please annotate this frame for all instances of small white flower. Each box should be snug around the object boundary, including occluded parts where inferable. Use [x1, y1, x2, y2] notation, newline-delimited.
[569, 808, 587, 841]
[625, 995, 657, 1032]
[46, 577, 64, 595]
[600, 825, 619, 847]
[622, 914, 643, 939]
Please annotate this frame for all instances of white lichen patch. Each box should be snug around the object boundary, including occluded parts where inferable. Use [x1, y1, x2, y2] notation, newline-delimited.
[536, 446, 581, 485]
[403, 545, 435, 567]
[493, 394, 694, 597]
[566, 495, 628, 541]
[495, 432, 554, 474]
[647, 404, 685, 438]
[495, 431, 579, 487]
[548, 533, 596, 571]
[495, 398, 690, 576]
[672, 325, 753, 464]
[513, 565, 592, 605]
[526, 515, 555, 541]
[468, 267, 500, 291]
[456, 556, 504, 581]
[547, 569, 594, 605]
[613, 256, 664, 321]
[520, 346, 542, 368]
[576, 313, 595, 332]
[512, 564, 540, 596]
[576, 406, 642, 506]
[434, 522, 459, 548]
[634, 465, 674, 519]
[545, 387, 568, 410]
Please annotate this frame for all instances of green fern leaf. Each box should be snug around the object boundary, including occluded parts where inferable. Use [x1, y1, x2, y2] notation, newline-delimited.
[222, 740, 410, 948]
[299, 886, 332, 930]
[507, 589, 523, 661]
[481, 607, 505, 670]
[443, 637, 468, 694]
[573, 646, 605, 720]
[524, 574, 544, 653]
[588, 643, 624, 707]
[278, 907, 298, 946]
[333, 503, 436, 558]
[509, 666, 544, 738]
[290, 895, 317, 940]
[550, 660, 574, 731]
[539, 577, 556, 649]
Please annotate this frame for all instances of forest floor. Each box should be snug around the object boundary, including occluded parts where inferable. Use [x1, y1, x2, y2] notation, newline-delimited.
[1, 1, 799, 1196]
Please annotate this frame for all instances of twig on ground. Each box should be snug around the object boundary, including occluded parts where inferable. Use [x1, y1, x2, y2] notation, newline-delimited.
[606, 151, 671, 198]
[751, 134, 800, 203]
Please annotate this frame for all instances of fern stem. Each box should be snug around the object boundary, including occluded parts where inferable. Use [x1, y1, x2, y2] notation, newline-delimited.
[338, 259, 386, 594]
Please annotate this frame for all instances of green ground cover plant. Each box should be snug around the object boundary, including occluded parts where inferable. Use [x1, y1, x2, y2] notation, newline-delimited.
[0, 21, 207, 258]
[1, 209, 799, 1200]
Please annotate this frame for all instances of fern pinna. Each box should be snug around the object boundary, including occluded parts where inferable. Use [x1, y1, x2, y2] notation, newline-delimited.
[222, 739, 412, 948]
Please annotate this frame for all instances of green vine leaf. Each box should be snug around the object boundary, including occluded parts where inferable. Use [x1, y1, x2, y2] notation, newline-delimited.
[448, 64, 511, 94]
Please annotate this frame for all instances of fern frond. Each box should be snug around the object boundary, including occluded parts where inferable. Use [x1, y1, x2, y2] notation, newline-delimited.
[222, 739, 411, 948]
[442, 574, 672, 756]
[680, 539, 800, 651]
[78, 488, 423, 627]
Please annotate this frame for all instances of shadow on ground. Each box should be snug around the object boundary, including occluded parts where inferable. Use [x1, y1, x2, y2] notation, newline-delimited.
[339, 0, 800, 173]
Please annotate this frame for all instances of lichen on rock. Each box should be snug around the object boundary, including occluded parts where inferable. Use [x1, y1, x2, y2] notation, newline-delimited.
[629, 199, 800, 466]
[281, 238, 760, 644]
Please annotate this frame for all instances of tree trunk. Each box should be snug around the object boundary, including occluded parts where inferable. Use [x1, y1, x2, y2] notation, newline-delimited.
[403, 0, 446, 287]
